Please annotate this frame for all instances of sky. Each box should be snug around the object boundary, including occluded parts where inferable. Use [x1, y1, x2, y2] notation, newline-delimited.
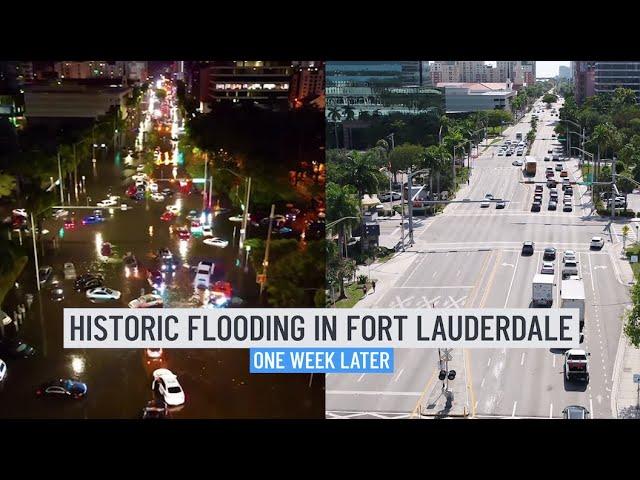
[536, 61, 570, 78]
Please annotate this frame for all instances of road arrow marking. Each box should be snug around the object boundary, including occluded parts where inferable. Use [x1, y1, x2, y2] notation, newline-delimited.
[594, 265, 607, 270]
[501, 262, 515, 268]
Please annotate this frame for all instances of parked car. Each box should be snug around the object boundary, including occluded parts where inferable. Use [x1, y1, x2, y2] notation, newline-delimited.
[129, 293, 163, 308]
[86, 286, 121, 301]
[52, 208, 69, 219]
[38, 266, 53, 285]
[151, 193, 165, 202]
[75, 273, 104, 291]
[36, 379, 87, 399]
[201, 224, 213, 237]
[152, 368, 185, 406]
[82, 215, 104, 225]
[0, 340, 36, 358]
[63, 262, 76, 280]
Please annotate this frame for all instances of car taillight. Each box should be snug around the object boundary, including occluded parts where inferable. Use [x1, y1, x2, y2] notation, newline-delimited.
[36, 389, 42, 396]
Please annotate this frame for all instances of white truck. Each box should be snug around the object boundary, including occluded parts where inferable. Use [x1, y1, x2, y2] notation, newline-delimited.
[561, 279, 585, 328]
[532, 274, 554, 306]
[564, 349, 590, 383]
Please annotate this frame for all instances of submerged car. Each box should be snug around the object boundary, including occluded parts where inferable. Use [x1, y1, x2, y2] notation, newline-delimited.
[152, 368, 185, 406]
[36, 379, 87, 399]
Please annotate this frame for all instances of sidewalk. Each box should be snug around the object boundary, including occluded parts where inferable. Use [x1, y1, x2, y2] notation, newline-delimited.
[355, 252, 420, 308]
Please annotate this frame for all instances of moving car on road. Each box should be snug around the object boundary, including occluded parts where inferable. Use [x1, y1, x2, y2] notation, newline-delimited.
[521, 241, 535, 255]
[129, 293, 163, 308]
[541, 262, 554, 275]
[590, 236, 605, 249]
[563, 250, 577, 263]
[52, 208, 69, 219]
[562, 261, 579, 279]
[75, 273, 104, 291]
[176, 226, 190, 240]
[496, 200, 506, 209]
[201, 224, 213, 237]
[562, 405, 590, 419]
[543, 247, 556, 260]
[86, 286, 121, 301]
[151, 193, 165, 202]
[152, 368, 185, 406]
[480, 200, 490, 208]
[160, 211, 176, 222]
[564, 349, 590, 383]
[64, 218, 76, 230]
[97, 198, 117, 208]
[36, 379, 87, 399]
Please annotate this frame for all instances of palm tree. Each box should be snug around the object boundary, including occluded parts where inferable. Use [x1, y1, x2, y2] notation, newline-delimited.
[591, 122, 622, 200]
[326, 182, 361, 260]
[328, 107, 342, 148]
[342, 105, 356, 121]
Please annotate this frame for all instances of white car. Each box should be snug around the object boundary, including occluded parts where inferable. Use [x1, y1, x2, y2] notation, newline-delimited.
[0, 359, 6, 382]
[203, 237, 229, 248]
[52, 208, 69, 219]
[541, 262, 554, 275]
[512, 159, 523, 166]
[146, 348, 163, 360]
[166, 205, 180, 215]
[480, 200, 490, 208]
[152, 368, 185, 406]
[97, 199, 117, 208]
[201, 224, 213, 237]
[151, 193, 165, 202]
[86, 287, 121, 301]
[63, 262, 77, 280]
[129, 293, 163, 308]
[590, 236, 605, 249]
[120, 203, 129, 210]
[12, 208, 27, 218]
[149, 183, 158, 193]
[563, 250, 577, 263]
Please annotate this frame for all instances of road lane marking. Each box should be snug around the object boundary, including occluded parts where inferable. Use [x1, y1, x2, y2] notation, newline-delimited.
[432, 271, 438, 278]
[553, 355, 556, 368]
[590, 397, 594, 419]
[487, 357, 492, 367]
[411, 367, 439, 418]
[520, 352, 526, 366]
[464, 348, 476, 418]
[393, 368, 404, 382]
[588, 252, 596, 293]
[466, 250, 494, 308]
[480, 377, 485, 388]
[327, 390, 423, 396]
[479, 249, 502, 308]
[357, 373, 365, 382]
[391, 286, 474, 289]
[504, 252, 520, 308]
[512, 401, 517, 417]
[549, 403, 553, 419]
[447, 295, 467, 309]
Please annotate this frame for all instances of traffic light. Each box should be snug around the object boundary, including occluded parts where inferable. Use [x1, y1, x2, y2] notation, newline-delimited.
[438, 370, 447, 381]
[447, 370, 457, 381]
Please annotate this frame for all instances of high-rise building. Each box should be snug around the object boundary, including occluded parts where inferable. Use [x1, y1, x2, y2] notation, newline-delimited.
[199, 61, 293, 110]
[289, 61, 325, 108]
[558, 65, 571, 79]
[594, 62, 640, 98]
[521, 61, 536, 85]
[125, 62, 148, 83]
[54, 61, 126, 81]
[572, 61, 596, 104]
[430, 61, 460, 84]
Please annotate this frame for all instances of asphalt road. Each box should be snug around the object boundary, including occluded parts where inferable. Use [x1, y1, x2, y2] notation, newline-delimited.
[327, 98, 630, 419]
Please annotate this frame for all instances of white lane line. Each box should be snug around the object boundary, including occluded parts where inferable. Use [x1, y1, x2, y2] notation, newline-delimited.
[326, 390, 423, 396]
[520, 352, 526, 366]
[512, 401, 518, 417]
[549, 403, 553, 419]
[391, 286, 475, 289]
[357, 373, 365, 382]
[393, 368, 405, 382]
[432, 271, 438, 278]
[504, 252, 520, 308]
[390, 227, 400, 237]
[587, 254, 596, 296]
[553, 355, 556, 368]
[487, 357, 492, 367]
[480, 377, 485, 388]
[590, 397, 594, 418]
[456, 269, 461, 277]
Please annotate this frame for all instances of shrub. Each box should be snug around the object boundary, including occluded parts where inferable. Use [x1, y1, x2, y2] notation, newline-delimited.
[357, 274, 368, 285]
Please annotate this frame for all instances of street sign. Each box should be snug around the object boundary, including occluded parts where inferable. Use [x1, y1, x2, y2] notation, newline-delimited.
[631, 256, 638, 264]
[634, 374, 640, 384]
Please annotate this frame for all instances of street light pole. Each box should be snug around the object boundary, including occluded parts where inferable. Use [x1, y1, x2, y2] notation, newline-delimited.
[30, 212, 40, 291]
[259, 204, 275, 302]
[239, 176, 252, 253]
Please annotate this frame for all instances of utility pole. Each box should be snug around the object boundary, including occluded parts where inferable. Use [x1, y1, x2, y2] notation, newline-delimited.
[202, 152, 208, 210]
[239, 176, 252, 253]
[407, 167, 414, 246]
[30, 212, 40, 291]
[259, 204, 275, 302]
[612, 155, 617, 219]
[399, 182, 406, 252]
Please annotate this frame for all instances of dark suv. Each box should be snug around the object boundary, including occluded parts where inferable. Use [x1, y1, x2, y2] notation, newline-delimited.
[521, 241, 535, 255]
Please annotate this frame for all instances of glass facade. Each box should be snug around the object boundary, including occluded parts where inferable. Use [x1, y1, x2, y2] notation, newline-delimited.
[326, 61, 423, 87]
[595, 62, 640, 96]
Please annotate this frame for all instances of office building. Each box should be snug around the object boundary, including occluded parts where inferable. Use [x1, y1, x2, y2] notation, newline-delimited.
[326, 61, 423, 88]
[594, 62, 640, 98]
[198, 61, 293, 110]
[54, 61, 126, 81]
[430, 61, 460, 84]
[437, 82, 515, 113]
[558, 65, 571, 79]
[125, 62, 148, 83]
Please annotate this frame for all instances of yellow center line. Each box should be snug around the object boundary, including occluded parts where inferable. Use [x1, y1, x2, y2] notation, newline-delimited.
[411, 366, 438, 418]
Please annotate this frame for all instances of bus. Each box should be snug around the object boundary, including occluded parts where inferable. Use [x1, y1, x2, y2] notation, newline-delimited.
[515, 132, 523, 141]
